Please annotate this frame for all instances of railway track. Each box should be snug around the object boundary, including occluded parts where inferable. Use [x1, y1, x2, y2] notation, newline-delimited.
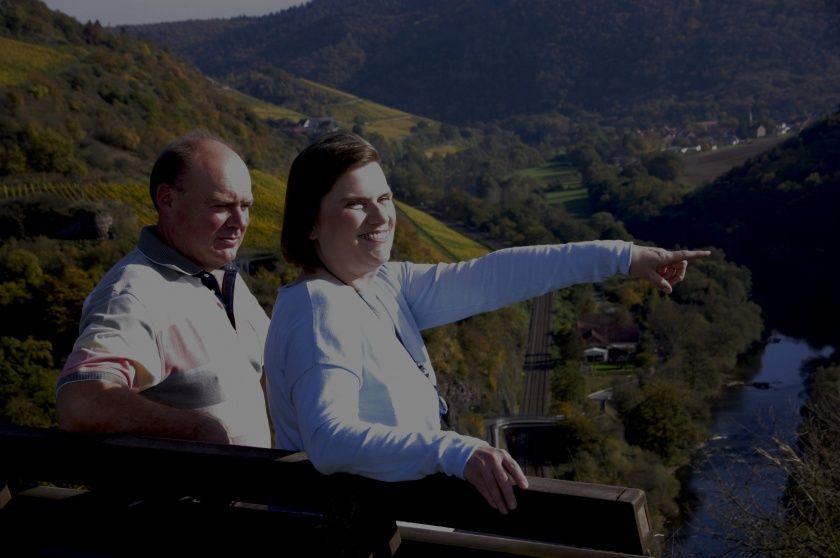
[520, 292, 554, 416]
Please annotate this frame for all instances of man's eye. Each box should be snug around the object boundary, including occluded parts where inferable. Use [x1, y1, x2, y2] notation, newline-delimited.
[347, 202, 364, 209]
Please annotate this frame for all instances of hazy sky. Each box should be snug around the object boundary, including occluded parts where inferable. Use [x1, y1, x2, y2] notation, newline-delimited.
[42, 0, 310, 26]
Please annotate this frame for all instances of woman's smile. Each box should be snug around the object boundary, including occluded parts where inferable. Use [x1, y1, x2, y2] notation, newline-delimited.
[312, 161, 397, 287]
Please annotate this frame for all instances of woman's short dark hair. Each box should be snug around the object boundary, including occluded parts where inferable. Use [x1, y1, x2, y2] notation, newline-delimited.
[281, 131, 380, 271]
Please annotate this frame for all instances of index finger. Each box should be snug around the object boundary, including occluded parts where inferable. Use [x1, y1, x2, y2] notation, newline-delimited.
[665, 249, 711, 263]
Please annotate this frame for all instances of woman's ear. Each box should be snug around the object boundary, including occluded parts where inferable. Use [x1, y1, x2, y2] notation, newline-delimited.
[309, 224, 318, 241]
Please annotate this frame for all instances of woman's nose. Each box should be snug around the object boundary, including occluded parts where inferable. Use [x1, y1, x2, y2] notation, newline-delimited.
[367, 202, 389, 224]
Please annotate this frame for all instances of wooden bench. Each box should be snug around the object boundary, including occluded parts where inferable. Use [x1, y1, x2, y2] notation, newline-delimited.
[1, 424, 652, 557]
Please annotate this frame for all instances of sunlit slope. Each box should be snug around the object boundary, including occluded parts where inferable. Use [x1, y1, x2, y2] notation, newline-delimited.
[1, 176, 485, 262]
[222, 76, 445, 143]
[395, 200, 488, 261]
[218, 87, 306, 122]
[0, 37, 77, 85]
[0, 170, 285, 253]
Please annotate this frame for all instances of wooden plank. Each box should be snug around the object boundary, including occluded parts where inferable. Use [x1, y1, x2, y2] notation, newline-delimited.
[378, 474, 651, 555]
[0, 424, 651, 555]
[14, 486, 86, 500]
[399, 522, 646, 557]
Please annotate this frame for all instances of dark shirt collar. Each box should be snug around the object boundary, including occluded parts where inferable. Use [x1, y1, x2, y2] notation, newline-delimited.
[137, 226, 205, 275]
[138, 227, 240, 328]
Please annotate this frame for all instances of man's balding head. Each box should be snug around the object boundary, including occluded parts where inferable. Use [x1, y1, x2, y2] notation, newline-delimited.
[151, 132, 254, 271]
[149, 131, 239, 211]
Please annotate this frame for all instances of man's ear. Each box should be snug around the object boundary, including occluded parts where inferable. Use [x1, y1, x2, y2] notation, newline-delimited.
[156, 183, 175, 211]
[309, 223, 318, 241]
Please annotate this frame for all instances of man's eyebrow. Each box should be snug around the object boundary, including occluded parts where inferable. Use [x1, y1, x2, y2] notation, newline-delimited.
[208, 193, 252, 203]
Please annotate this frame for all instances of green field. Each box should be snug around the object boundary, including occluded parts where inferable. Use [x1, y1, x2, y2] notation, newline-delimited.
[545, 187, 591, 217]
[583, 369, 635, 396]
[512, 160, 580, 185]
[424, 143, 465, 158]
[395, 200, 488, 262]
[510, 159, 591, 216]
[0, 37, 76, 85]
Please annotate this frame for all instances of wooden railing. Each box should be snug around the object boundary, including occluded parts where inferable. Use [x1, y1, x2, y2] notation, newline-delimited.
[1, 424, 653, 557]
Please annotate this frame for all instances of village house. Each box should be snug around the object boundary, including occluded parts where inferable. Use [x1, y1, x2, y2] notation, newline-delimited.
[577, 313, 640, 365]
[294, 117, 339, 137]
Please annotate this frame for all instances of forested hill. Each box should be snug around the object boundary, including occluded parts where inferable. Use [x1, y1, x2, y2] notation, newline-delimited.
[126, 0, 840, 127]
[0, 1, 529, 437]
[0, 0, 302, 183]
[637, 111, 840, 347]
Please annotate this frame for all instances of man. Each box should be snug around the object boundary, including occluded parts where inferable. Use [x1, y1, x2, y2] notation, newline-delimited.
[56, 132, 271, 447]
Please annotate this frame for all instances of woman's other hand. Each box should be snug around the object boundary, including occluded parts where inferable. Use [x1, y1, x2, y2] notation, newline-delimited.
[629, 246, 711, 294]
[463, 446, 529, 514]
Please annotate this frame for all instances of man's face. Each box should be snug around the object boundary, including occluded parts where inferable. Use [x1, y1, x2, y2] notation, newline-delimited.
[159, 141, 253, 271]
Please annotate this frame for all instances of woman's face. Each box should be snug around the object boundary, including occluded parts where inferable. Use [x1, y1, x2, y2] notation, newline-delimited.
[311, 162, 396, 284]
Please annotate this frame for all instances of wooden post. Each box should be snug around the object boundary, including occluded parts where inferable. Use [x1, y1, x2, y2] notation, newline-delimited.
[0, 483, 11, 510]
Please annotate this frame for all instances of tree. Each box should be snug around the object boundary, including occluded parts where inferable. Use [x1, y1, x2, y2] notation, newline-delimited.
[0, 336, 56, 427]
[618, 380, 702, 464]
[644, 152, 684, 182]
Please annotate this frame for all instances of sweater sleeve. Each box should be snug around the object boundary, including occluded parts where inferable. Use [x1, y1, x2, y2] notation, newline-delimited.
[292, 365, 488, 481]
[394, 241, 633, 330]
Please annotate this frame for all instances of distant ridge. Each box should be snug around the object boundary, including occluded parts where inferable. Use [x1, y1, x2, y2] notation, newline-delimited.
[126, 0, 840, 126]
[641, 112, 840, 346]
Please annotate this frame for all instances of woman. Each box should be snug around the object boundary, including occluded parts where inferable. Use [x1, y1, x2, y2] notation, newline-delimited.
[265, 132, 708, 514]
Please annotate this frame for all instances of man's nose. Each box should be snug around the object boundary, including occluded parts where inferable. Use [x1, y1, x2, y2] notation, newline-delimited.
[228, 207, 249, 228]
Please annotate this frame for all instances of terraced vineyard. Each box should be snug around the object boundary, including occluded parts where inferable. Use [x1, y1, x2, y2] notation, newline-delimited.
[395, 200, 487, 262]
[218, 87, 306, 122]
[1, 175, 487, 262]
[0, 37, 77, 86]
[0, 171, 287, 254]
[243, 170, 286, 253]
[300, 79, 438, 141]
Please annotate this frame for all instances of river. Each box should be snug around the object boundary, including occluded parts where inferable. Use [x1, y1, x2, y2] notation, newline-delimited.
[667, 333, 834, 557]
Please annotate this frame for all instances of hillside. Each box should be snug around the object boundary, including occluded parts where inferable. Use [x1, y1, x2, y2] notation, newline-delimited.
[126, 0, 840, 127]
[0, 0, 304, 184]
[681, 135, 788, 187]
[221, 68, 442, 142]
[638, 111, 840, 346]
[0, 0, 529, 437]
